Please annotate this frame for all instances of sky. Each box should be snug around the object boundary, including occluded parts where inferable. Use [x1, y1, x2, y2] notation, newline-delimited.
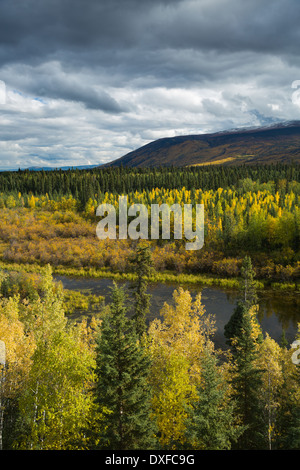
[0, 0, 300, 170]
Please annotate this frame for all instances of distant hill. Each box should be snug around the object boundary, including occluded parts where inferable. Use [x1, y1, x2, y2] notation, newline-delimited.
[108, 121, 300, 167]
[25, 164, 100, 171]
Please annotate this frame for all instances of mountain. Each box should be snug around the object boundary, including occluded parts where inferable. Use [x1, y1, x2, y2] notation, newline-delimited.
[108, 121, 300, 167]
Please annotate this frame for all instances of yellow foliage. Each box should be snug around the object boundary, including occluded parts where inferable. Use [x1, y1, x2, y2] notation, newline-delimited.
[0, 296, 36, 398]
[148, 288, 215, 447]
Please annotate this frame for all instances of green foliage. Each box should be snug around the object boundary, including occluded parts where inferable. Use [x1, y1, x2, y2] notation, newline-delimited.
[1, 165, 300, 285]
[129, 241, 153, 338]
[0, 164, 299, 203]
[0, 266, 300, 450]
[229, 307, 265, 450]
[275, 333, 300, 449]
[0, 164, 300, 450]
[94, 283, 156, 450]
[0, 265, 99, 450]
[185, 347, 243, 450]
[224, 257, 266, 449]
[240, 255, 258, 307]
[17, 327, 96, 450]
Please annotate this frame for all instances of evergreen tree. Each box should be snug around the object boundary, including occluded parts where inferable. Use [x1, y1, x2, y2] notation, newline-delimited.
[225, 255, 261, 348]
[225, 257, 264, 449]
[130, 242, 153, 338]
[239, 255, 258, 308]
[275, 340, 300, 449]
[95, 283, 156, 450]
[282, 387, 300, 449]
[185, 347, 242, 450]
[280, 329, 289, 349]
[230, 306, 265, 449]
[224, 301, 247, 349]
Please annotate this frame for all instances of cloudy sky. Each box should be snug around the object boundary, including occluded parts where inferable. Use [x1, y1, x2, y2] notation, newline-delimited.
[0, 0, 300, 170]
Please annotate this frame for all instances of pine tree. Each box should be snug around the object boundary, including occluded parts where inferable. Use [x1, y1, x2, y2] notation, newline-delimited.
[95, 283, 156, 450]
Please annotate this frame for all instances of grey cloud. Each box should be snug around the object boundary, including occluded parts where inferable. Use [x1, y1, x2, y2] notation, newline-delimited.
[37, 75, 124, 113]
[1, 62, 125, 112]
[146, 0, 300, 54]
[1, 0, 299, 64]
[0, 0, 300, 169]
[0, 0, 180, 57]
[1, 0, 300, 89]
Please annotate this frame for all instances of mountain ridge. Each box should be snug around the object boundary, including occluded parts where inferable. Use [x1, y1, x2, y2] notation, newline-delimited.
[107, 120, 300, 167]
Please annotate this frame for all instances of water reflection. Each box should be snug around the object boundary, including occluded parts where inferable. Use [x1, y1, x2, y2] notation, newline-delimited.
[55, 275, 300, 349]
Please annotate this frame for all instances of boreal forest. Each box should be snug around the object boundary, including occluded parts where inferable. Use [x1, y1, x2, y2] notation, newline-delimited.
[0, 163, 299, 450]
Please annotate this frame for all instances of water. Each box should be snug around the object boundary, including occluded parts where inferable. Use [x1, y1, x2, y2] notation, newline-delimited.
[54, 275, 300, 349]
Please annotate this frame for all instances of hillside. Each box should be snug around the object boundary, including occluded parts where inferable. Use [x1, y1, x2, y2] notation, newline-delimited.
[108, 121, 300, 167]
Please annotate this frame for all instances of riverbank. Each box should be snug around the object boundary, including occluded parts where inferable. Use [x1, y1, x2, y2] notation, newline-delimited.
[53, 273, 300, 349]
[0, 259, 299, 293]
[1, 258, 299, 348]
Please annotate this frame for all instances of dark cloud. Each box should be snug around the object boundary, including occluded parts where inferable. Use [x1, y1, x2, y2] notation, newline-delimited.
[150, 0, 300, 54]
[1, 0, 299, 56]
[0, 0, 300, 169]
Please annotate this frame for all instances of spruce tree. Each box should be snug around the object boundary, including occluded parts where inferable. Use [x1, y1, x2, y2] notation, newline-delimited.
[185, 347, 242, 450]
[95, 283, 156, 450]
[130, 242, 153, 338]
[230, 307, 265, 449]
[224, 255, 266, 449]
[239, 255, 258, 308]
[224, 301, 247, 349]
[275, 341, 300, 449]
[225, 255, 261, 348]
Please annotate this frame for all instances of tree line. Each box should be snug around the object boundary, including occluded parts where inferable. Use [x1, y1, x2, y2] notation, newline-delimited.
[0, 163, 299, 205]
[0, 247, 299, 450]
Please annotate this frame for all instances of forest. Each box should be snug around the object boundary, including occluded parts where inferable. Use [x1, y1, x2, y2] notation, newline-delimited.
[0, 252, 299, 450]
[0, 164, 299, 286]
[0, 163, 299, 450]
[0, 163, 299, 205]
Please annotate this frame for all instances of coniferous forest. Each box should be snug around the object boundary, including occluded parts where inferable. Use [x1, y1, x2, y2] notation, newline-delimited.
[0, 163, 299, 450]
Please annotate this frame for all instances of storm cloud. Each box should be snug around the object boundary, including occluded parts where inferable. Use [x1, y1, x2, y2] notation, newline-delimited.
[0, 0, 300, 169]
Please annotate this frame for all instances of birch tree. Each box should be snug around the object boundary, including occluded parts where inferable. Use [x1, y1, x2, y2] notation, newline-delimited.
[148, 287, 215, 448]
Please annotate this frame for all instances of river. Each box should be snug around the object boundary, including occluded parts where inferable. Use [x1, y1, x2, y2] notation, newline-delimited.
[54, 275, 300, 349]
